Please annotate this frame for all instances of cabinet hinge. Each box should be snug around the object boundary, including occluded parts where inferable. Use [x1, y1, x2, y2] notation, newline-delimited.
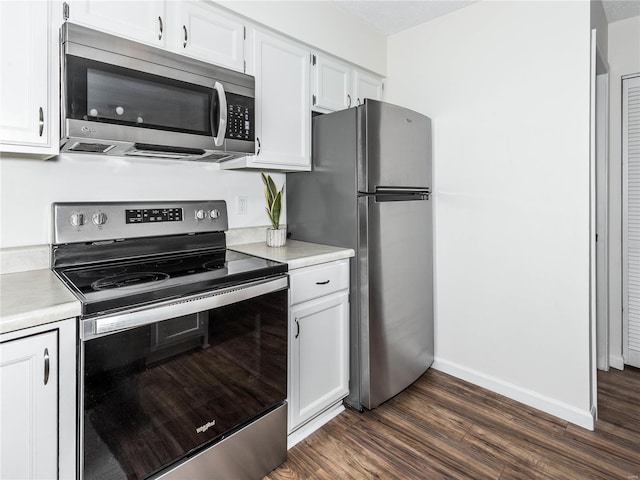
[63, 2, 70, 20]
[312, 94, 316, 106]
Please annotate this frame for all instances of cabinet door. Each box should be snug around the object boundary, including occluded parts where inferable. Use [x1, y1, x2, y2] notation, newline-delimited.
[251, 30, 311, 171]
[67, 0, 167, 48]
[179, 1, 245, 72]
[353, 69, 383, 106]
[289, 291, 349, 432]
[0, 331, 58, 480]
[0, 1, 54, 154]
[312, 54, 352, 113]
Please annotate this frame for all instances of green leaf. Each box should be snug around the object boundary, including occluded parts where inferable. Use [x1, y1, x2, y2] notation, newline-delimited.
[261, 172, 283, 230]
[269, 190, 282, 229]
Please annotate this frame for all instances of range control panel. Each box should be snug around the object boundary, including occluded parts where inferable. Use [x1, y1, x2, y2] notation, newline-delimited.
[126, 208, 183, 224]
[53, 201, 228, 244]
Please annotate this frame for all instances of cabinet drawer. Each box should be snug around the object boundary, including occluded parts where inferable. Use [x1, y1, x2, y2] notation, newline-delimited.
[289, 260, 349, 305]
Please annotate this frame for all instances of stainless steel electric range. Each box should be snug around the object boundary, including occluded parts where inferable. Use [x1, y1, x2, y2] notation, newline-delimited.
[51, 201, 288, 480]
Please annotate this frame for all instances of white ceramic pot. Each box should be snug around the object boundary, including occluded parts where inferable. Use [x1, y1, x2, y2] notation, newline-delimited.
[266, 227, 286, 247]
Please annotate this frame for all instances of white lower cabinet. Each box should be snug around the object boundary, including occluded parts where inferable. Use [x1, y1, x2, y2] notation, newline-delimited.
[288, 259, 349, 434]
[0, 319, 76, 480]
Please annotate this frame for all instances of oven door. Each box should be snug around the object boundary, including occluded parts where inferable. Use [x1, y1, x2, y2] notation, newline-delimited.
[80, 278, 288, 480]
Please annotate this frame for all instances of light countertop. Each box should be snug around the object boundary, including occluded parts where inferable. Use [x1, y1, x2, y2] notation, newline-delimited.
[231, 240, 354, 270]
[0, 269, 81, 335]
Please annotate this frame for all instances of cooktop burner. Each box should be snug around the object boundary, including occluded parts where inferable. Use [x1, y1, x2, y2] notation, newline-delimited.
[90, 272, 170, 291]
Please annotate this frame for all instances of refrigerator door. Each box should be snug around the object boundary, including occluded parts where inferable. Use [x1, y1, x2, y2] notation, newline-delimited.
[358, 193, 434, 409]
[358, 100, 432, 193]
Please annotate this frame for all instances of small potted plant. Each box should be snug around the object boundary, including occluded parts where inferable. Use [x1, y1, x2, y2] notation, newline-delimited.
[261, 172, 286, 247]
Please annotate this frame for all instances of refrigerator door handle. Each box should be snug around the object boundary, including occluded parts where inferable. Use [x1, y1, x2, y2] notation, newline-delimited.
[362, 187, 431, 202]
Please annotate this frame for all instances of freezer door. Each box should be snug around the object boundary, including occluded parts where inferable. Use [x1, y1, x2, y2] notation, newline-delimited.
[358, 194, 434, 409]
[358, 100, 432, 193]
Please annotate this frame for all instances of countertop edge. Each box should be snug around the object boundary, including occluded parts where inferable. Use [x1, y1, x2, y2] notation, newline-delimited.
[230, 240, 355, 270]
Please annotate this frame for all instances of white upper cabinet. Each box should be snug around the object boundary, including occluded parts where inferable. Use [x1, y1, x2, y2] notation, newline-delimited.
[223, 29, 311, 171]
[0, 0, 58, 157]
[67, 1, 249, 72]
[353, 68, 384, 106]
[67, 0, 167, 48]
[312, 54, 352, 113]
[311, 52, 384, 113]
[177, 1, 246, 71]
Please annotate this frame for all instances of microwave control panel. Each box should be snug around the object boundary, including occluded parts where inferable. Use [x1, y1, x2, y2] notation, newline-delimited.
[226, 93, 254, 141]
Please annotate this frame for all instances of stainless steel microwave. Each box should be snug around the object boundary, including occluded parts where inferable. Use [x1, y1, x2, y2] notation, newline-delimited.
[60, 23, 255, 161]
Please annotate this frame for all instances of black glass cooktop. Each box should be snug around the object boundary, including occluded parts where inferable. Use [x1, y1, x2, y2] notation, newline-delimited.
[56, 249, 287, 316]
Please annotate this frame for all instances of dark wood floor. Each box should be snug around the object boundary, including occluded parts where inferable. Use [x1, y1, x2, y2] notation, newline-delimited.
[265, 367, 640, 479]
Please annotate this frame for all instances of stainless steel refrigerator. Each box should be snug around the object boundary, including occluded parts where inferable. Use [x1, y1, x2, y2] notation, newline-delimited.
[287, 100, 433, 410]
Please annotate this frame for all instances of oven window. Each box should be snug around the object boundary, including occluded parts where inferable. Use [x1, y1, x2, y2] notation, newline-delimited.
[66, 55, 213, 136]
[82, 288, 287, 480]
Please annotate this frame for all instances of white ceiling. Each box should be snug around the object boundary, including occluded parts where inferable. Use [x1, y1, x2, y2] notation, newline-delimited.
[331, 0, 640, 36]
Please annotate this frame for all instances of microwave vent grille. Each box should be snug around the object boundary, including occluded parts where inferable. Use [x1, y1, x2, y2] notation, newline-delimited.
[68, 142, 116, 154]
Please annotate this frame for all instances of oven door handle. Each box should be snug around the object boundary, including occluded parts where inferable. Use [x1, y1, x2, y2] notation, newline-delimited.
[82, 276, 288, 340]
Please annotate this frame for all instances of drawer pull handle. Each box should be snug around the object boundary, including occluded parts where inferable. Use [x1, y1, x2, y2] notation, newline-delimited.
[295, 318, 300, 339]
[316, 280, 330, 285]
[43, 348, 50, 385]
[38, 107, 44, 136]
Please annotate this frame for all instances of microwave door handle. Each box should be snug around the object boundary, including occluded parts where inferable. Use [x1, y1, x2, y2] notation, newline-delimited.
[213, 81, 227, 147]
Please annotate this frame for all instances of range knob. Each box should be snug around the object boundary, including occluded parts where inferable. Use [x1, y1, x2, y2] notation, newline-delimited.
[209, 209, 220, 219]
[70, 213, 86, 227]
[195, 209, 207, 220]
[92, 212, 108, 225]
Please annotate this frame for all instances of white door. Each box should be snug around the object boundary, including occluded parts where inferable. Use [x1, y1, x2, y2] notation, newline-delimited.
[251, 30, 311, 170]
[178, 1, 245, 72]
[0, 331, 58, 480]
[289, 292, 349, 431]
[312, 54, 352, 112]
[0, 1, 51, 150]
[68, 0, 167, 48]
[353, 69, 383, 106]
[623, 74, 640, 368]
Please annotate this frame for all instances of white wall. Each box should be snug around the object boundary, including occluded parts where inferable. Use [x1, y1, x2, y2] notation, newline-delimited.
[0, 154, 284, 248]
[386, 1, 593, 427]
[608, 15, 640, 369]
[217, 0, 387, 75]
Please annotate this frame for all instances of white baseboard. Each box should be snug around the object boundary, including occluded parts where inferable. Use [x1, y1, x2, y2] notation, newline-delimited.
[432, 358, 595, 431]
[608, 354, 625, 371]
[287, 402, 345, 450]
